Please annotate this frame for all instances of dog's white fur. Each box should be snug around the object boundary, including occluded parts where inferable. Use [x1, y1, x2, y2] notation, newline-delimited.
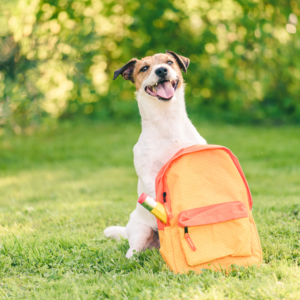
[104, 55, 207, 258]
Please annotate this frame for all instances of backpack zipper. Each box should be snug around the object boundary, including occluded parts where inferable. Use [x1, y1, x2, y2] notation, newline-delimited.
[163, 192, 173, 219]
[184, 227, 197, 251]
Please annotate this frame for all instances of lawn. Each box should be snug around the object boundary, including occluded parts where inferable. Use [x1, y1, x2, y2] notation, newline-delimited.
[0, 120, 300, 299]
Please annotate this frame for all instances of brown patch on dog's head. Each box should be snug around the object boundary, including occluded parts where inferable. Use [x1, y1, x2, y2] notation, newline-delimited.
[113, 51, 190, 91]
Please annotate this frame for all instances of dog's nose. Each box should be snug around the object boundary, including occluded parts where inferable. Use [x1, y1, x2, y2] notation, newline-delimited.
[155, 67, 168, 78]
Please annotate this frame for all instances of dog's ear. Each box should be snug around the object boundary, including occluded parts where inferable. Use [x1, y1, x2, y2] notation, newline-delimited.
[166, 51, 190, 73]
[113, 59, 137, 82]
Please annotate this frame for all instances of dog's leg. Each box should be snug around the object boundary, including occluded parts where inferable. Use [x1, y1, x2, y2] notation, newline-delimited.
[104, 226, 127, 240]
[125, 218, 159, 258]
[122, 168, 160, 259]
[103, 176, 157, 250]
[104, 154, 159, 257]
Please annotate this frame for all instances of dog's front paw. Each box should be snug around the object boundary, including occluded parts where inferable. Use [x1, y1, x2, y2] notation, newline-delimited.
[126, 248, 139, 259]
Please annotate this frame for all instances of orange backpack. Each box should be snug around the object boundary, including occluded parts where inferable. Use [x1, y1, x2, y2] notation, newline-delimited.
[155, 145, 262, 273]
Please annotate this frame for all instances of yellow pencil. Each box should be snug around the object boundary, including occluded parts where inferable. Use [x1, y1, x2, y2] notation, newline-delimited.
[138, 193, 167, 224]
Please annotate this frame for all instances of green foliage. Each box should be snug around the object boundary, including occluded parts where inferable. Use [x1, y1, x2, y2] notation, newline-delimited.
[0, 121, 300, 298]
[0, 0, 300, 131]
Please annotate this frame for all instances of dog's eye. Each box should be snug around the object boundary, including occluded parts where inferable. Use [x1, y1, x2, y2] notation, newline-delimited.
[167, 61, 173, 65]
[140, 66, 149, 72]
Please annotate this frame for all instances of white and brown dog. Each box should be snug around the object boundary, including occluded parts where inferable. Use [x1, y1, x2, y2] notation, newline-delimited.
[104, 51, 207, 258]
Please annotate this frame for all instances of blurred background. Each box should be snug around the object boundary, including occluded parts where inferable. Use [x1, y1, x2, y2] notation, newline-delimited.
[0, 0, 299, 133]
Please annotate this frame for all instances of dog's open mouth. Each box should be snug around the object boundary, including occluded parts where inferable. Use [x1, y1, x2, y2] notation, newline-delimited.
[145, 79, 179, 101]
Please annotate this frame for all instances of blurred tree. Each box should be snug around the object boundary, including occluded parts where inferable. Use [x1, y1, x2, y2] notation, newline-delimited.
[0, 0, 299, 132]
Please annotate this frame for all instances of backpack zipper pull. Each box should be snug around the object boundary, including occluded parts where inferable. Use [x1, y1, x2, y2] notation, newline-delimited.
[184, 227, 197, 251]
[163, 192, 173, 219]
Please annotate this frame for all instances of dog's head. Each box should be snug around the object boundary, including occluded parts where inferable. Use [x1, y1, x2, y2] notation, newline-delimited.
[113, 51, 190, 102]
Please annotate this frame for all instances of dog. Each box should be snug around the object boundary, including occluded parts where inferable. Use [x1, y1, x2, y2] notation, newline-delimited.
[104, 51, 207, 258]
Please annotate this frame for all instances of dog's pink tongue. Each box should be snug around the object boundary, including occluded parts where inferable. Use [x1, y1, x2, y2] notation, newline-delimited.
[156, 81, 174, 99]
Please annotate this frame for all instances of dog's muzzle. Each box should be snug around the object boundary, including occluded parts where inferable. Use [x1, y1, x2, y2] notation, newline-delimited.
[145, 79, 179, 101]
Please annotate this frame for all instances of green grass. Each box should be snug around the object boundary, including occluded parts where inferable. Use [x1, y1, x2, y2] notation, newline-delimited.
[0, 120, 300, 299]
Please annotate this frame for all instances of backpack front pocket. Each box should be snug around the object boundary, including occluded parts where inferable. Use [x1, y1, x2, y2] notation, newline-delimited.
[178, 201, 252, 266]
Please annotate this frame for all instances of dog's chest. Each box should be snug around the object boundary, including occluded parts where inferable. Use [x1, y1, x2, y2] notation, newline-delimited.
[134, 134, 196, 177]
[133, 115, 206, 180]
